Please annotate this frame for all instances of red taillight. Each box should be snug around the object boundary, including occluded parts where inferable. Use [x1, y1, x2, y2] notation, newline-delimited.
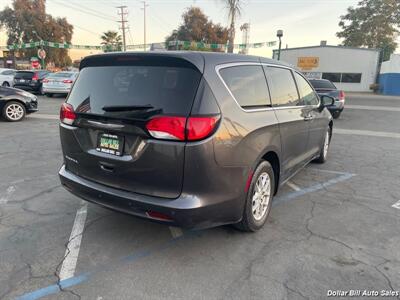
[32, 73, 39, 81]
[146, 116, 186, 140]
[187, 116, 219, 141]
[339, 90, 345, 101]
[60, 103, 76, 125]
[63, 79, 73, 84]
[42, 79, 49, 83]
[146, 116, 219, 141]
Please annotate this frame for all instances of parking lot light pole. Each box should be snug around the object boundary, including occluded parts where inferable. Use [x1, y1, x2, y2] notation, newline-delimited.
[277, 30, 283, 60]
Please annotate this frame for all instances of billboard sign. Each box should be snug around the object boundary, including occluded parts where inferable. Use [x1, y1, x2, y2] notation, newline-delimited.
[298, 57, 319, 70]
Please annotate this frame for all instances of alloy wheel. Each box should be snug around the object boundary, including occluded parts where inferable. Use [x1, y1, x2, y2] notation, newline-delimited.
[323, 131, 330, 159]
[5, 103, 25, 121]
[251, 172, 271, 221]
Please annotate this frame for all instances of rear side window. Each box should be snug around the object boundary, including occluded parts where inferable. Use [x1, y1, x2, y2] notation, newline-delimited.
[67, 66, 201, 116]
[294, 73, 319, 106]
[264, 67, 299, 107]
[219, 65, 270, 108]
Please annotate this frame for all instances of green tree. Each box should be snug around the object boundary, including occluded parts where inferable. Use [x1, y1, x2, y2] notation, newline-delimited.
[337, 0, 400, 61]
[221, 0, 243, 53]
[100, 30, 122, 52]
[165, 7, 229, 52]
[0, 0, 73, 67]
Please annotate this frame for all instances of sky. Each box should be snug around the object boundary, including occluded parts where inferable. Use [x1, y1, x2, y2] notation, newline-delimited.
[0, 0, 371, 60]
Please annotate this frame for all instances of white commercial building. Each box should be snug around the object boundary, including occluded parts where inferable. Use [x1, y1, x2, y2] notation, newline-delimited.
[273, 45, 380, 92]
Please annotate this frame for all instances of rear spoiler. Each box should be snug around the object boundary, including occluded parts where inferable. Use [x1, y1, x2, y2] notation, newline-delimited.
[80, 52, 204, 73]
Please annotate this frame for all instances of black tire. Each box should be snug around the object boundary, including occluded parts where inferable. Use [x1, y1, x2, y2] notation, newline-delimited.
[314, 127, 331, 163]
[332, 111, 341, 119]
[2, 82, 10, 87]
[235, 160, 275, 232]
[39, 85, 44, 95]
[46, 93, 53, 97]
[2, 101, 26, 122]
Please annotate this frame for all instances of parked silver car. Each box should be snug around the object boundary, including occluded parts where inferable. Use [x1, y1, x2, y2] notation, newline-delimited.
[42, 71, 78, 97]
[0, 68, 16, 87]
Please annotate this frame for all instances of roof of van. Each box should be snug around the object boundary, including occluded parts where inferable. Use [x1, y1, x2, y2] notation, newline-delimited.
[80, 51, 290, 73]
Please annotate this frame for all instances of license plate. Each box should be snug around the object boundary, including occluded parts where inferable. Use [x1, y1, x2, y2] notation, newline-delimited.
[19, 79, 25, 82]
[96, 133, 124, 156]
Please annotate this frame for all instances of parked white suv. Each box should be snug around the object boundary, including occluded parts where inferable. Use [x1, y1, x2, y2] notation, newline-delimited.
[0, 68, 16, 87]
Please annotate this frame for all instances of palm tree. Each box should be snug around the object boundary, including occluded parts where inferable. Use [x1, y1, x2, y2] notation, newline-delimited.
[100, 31, 122, 52]
[221, 0, 242, 53]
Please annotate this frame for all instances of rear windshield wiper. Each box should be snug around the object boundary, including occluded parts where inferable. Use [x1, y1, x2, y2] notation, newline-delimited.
[102, 104, 154, 112]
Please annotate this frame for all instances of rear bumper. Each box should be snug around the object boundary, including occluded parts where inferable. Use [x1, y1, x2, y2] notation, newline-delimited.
[59, 165, 240, 229]
[327, 100, 344, 112]
[327, 106, 344, 113]
[43, 87, 70, 94]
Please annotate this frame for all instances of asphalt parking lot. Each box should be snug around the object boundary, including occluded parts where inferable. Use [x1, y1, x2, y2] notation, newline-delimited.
[1, 93, 400, 300]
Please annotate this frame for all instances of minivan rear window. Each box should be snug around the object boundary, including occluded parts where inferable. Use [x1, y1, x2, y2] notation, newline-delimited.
[67, 66, 201, 116]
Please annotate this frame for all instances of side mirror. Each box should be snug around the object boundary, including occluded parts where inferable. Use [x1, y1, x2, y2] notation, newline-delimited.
[320, 95, 335, 107]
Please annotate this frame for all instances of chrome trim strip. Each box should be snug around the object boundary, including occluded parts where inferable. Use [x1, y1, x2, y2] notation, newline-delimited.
[86, 120, 124, 129]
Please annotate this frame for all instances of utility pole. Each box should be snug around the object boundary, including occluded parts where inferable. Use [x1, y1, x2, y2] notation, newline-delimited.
[141, 1, 149, 51]
[117, 6, 128, 51]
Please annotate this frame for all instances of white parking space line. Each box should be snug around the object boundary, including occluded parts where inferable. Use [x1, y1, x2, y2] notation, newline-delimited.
[392, 200, 400, 210]
[0, 186, 16, 205]
[169, 226, 183, 238]
[335, 128, 400, 139]
[286, 181, 301, 191]
[346, 105, 400, 112]
[28, 114, 59, 120]
[59, 201, 88, 281]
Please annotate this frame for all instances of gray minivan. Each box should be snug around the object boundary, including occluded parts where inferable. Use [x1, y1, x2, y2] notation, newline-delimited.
[59, 52, 334, 231]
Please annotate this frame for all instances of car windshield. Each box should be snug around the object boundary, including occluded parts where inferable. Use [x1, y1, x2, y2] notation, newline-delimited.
[310, 80, 336, 89]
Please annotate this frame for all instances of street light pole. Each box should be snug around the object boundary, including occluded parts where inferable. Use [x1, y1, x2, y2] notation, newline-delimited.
[141, 1, 149, 51]
[276, 30, 283, 61]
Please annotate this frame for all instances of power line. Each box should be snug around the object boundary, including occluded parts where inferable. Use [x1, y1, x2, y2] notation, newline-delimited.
[73, 24, 101, 37]
[117, 6, 128, 51]
[60, 0, 118, 20]
[52, 0, 117, 22]
[127, 28, 134, 45]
